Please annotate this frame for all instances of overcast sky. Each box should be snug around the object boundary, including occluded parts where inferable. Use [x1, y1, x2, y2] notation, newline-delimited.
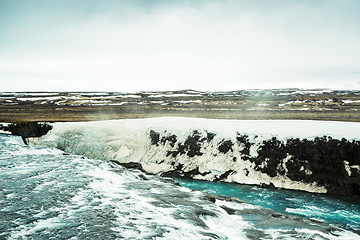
[1, 0, 360, 92]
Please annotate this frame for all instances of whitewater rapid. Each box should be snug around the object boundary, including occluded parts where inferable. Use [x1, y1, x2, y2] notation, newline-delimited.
[3, 134, 359, 239]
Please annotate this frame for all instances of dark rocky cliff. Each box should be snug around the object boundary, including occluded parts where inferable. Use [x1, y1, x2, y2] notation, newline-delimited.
[0, 122, 52, 143]
[149, 129, 360, 198]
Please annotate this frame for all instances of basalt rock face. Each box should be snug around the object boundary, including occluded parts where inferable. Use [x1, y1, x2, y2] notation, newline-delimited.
[239, 135, 360, 196]
[148, 130, 360, 197]
[0, 122, 53, 143]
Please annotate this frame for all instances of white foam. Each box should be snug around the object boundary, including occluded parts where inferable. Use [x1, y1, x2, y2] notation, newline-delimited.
[83, 162, 253, 239]
[8, 217, 66, 239]
[200, 214, 249, 238]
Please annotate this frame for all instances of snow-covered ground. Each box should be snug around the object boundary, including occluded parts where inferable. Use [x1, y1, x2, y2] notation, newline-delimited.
[1, 89, 359, 108]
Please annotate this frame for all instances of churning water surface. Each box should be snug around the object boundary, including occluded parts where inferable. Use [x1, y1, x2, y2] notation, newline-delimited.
[0, 134, 359, 240]
[177, 179, 360, 234]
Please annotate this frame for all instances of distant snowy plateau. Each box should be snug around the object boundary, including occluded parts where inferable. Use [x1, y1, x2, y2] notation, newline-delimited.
[1, 89, 360, 122]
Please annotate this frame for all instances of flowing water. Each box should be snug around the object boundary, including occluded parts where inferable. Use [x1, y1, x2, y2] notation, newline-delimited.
[0, 134, 359, 239]
[176, 179, 360, 234]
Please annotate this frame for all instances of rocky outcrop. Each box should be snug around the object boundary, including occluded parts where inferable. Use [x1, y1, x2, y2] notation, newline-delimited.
[148, 130, 360, 197]
[0, 122, 52, 143]
[238, 135, 360, 197]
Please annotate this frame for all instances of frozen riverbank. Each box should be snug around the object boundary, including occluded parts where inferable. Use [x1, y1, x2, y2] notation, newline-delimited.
[25, 117, 360, 197]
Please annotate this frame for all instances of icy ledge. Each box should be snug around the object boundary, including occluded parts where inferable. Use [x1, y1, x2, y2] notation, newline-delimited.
[27, 117, 360, 197]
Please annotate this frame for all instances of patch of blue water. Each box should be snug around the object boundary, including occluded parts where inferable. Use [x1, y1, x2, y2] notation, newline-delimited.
[176, 178, 360, 234]
[0, 134, 279, 239]
[2, 134, 359, 239]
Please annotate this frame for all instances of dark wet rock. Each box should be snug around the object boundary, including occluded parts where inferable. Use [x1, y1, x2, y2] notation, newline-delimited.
[182, 131, 205, 157]
[236, 134, 254, 161]
[160, 167, 183, 178]
[218, 140, 233, 153]
[201, 193, 244, 206]
[157, 130, 209, 158]
[166, 151, 177, 158]
[220, 205, 236, 215]
[260, 182, 276, 189]
[157, 159, 165, 164]
[206, 131, 216, 142]
[244, 229, 270, 240]
[194, 208, 218, 217]
[201, 194, 216, 203]
[255, 137, 287, 177]
[161, 134, 177, 147]
[0, 122, 53, 144]
[200, 232, 222, 239]
[149, 130, 160, 145]
[181, 168, 208, 179]
[213, 195, 244, 204]
[309, 218, 323, 224]
[161, 164, 211, 179]
[137, 174, 148, 180]
[215, 170, 234, 181]
[110, 160, 144, 171]
[165, 130, 206, 158]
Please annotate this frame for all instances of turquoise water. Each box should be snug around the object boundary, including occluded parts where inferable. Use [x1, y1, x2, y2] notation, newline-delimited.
[176, 178, 360, 234]
[1, 134, 360, 239]
[1, 135, 249, 239]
